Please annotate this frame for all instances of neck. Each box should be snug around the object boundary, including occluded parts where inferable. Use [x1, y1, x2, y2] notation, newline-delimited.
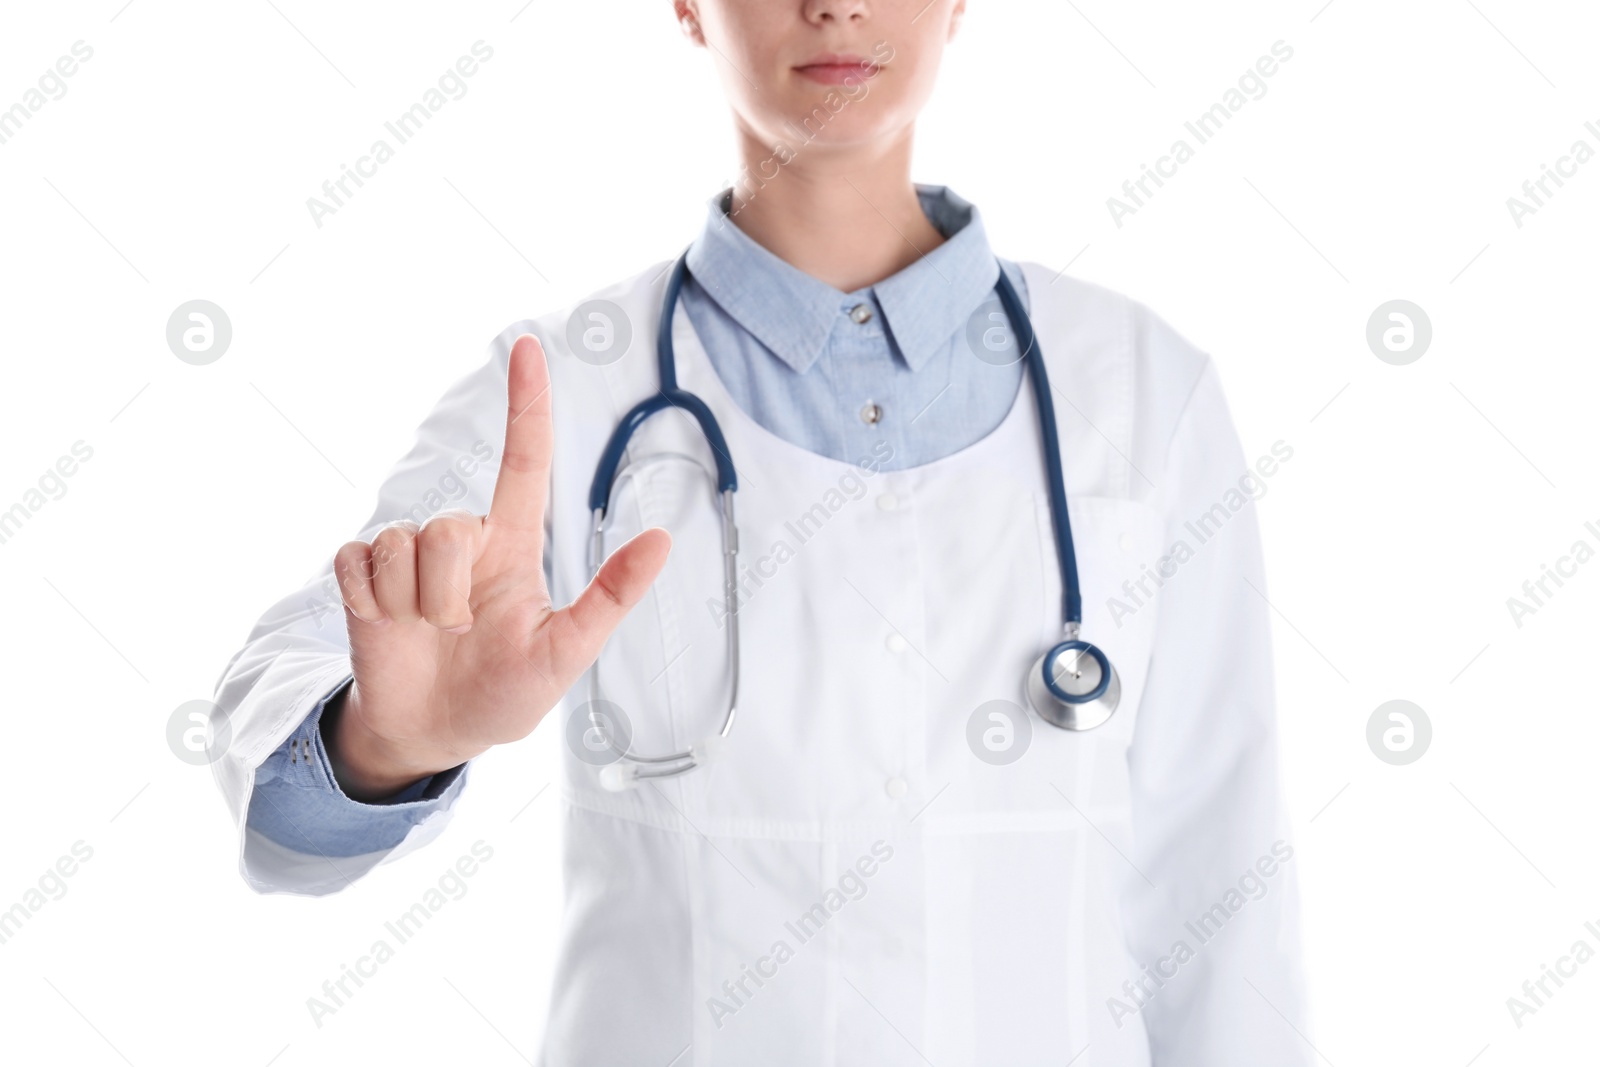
[724, 123, 945, 293]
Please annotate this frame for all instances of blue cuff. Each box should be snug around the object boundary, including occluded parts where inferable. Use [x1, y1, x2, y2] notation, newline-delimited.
[245, 678, 467, 858]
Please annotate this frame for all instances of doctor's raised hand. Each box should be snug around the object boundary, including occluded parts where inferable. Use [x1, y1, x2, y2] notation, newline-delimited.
[323, 335, 672, 802]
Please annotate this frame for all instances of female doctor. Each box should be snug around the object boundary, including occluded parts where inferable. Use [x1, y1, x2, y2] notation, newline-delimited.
[213, 0, 1309, 1062]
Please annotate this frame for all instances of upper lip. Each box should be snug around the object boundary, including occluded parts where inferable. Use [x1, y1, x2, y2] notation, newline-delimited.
[796, 52, 878, 69]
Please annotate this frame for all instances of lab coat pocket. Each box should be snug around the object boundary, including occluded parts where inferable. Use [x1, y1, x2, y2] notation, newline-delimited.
[1031, 494, 1166, 768]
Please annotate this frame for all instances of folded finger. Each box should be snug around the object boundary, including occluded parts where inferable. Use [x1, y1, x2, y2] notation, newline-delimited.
[370, 521, 422, 623]
[334, 540, 383, 623]
[417, 512, 479, 632]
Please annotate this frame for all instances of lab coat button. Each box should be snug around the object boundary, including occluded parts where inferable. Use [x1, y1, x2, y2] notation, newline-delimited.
[886, 633, 908, 653]
[876, 493, 898, 512]
[1118, 531, 1134, 553]
[885, 777, 908, 799]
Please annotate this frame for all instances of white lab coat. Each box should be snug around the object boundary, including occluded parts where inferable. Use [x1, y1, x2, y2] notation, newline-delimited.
[212, 259, 1308, 1065]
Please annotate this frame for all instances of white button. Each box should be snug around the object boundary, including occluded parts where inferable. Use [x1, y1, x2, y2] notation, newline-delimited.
[1118, 531, 1134, 553]
[860, 401, 883, 424]
[886, 633, 908, 653]
[885, 777, 908, 799]
[849, 303, 873, 324]
[876, 493, 898, 512]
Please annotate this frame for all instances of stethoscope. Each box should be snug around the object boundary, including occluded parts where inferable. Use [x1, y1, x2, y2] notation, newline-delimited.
[585, 251, 1119, 791]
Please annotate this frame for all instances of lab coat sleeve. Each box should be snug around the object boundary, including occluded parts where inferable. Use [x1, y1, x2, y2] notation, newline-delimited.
[1120, 357, 1310, 1064]
[209, 318, 550, 896]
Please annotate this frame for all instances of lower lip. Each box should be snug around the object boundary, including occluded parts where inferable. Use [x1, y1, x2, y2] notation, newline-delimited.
[795, 63, 879, 85]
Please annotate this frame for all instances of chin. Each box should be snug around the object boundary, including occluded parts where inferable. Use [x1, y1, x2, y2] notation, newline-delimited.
[763, 96, 902, 145]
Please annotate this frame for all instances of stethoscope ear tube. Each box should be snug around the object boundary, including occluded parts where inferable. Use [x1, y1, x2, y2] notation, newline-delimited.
[586, 461, 741, 785]
[583, 252, 747, 787]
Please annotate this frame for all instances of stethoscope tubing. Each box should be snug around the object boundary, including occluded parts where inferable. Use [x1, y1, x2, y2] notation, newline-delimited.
[989, 264, 1083, 630]
[591, 251, 1083, 628]
[583, 250, 1104, 782]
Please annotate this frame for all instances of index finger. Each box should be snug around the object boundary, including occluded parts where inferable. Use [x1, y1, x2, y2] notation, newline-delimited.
[487, 333, 553, 536]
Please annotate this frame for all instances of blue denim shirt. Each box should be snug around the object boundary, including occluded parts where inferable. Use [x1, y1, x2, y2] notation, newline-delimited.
[247, 184, 1030, 857]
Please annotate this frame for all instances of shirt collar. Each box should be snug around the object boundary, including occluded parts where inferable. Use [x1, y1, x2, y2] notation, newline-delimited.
[684, 183, 1000, 374]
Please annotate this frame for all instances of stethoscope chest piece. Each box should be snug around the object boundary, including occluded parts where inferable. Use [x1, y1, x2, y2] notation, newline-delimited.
[1026, 639, 1121, 731]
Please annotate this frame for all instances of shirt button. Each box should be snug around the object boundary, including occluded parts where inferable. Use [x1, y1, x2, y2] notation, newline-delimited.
[876, 492, 899, 512]
[860, 401, 883, 425]
[849, 303, 873, 324]
[885, 777, 908, 799]
[886, 632, 908, 653]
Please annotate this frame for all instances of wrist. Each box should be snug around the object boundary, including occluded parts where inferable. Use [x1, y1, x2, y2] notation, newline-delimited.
[322, 686, 468, 802]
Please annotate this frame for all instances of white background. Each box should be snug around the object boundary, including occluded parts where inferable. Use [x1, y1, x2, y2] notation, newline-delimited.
[1, 0, 1597, 1063]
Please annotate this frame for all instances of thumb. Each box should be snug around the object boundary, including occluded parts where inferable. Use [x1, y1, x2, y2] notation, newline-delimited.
[545, 526, 673, 672]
